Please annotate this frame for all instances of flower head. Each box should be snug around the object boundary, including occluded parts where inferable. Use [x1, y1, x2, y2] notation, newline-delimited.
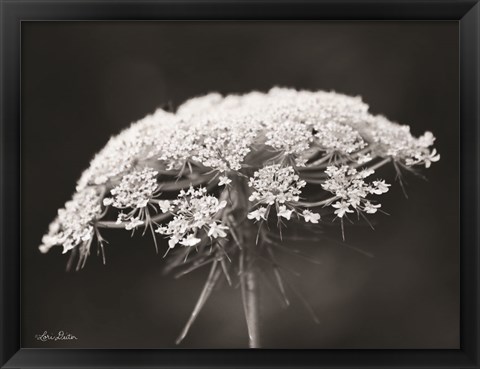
[71, 88, 438, 195]
[39, 87, 439, 268]
[38, 87, 441, 346]
[249, 165, 306, 206]
[265, 120, 312, 156]
[38, 188, 102, 254]
[155, 187, 229, 248]
[76, 109, 174, 191]
[104, 167, 159, 209]
[314, 121, 366, 154]
[369, 116, 439, 167]
[323, 165, 389, 217]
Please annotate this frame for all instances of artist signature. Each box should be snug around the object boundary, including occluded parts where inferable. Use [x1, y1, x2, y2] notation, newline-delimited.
[35, 331, 78, 342]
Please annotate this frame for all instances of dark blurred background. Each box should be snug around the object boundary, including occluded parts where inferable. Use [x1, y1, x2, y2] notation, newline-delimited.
[21, 21, 459, 349]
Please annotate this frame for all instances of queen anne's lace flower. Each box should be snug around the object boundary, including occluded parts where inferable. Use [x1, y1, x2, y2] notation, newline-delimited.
[159, 97, 263, 172]
[369, 117, 440, 167]
[249, 165, 306, 206]
[39, 87, 439, 263]
[103, 167, 159, 209]
[265, 120, 312, 156]
[155, 187, 228, 248]
[188, 120, 260, 172]
[314, 121, 366, 154]
[39, 188, 102, 254]
[76, 109, 175, 191]
[37, 87, 440, 347]
[70, 88, 438, 193]
[322, 165, 388, 218]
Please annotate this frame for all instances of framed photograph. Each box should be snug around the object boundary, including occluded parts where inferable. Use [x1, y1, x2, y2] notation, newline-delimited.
[1, 0, 479, 368]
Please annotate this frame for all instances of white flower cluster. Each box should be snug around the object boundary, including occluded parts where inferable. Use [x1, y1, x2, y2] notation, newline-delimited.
[314, 121, 366, 154]
[155, 187, 229, 248]
[72, 88, 439, 190]
[103, 167, 159, 209]
[247, 165, 321, 223]
[322, 166, 390, 218]
[159, 94, 262, 172]
[39, 87, 439, 260]
[39, 188, 102, 254]
[76, 109, 174, 191]
[249, 165, 306, 206]
[190, 121, 259, 172]
[369, 117, 440, 168]
[265, 120, 312, 157]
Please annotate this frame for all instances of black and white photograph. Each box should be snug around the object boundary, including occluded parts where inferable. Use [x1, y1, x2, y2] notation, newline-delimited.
[21, 20, 460, 349]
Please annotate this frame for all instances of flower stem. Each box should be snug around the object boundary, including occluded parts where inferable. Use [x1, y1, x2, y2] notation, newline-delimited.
[233, 174, 262, 348]
[245, 258, 261, 348]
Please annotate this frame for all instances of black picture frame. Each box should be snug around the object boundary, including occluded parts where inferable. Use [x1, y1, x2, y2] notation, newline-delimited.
[1, 0, 479, 368]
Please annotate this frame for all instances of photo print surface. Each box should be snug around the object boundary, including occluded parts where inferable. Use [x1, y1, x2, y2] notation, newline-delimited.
[22, 21, 459, 349]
